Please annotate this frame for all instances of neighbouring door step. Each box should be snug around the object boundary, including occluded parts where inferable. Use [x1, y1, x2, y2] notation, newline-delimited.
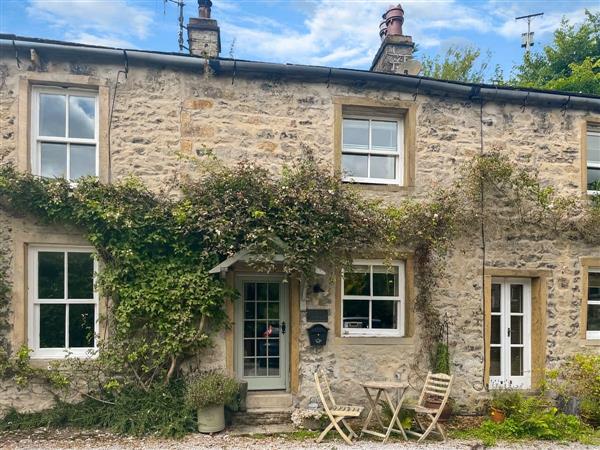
[246, 391, 293, 410]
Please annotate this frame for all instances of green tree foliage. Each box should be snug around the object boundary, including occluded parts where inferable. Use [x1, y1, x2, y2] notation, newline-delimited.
[420, 46, 492, 83]
[511, 10, 600, 93]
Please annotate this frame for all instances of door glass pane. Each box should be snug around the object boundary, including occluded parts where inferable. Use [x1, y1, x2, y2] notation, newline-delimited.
[39, 93, 66, 137]
[268, 283, 279, 301]
[491, 315, 501, 344]
[244, 321, 255, 338]
[39, 304, 66, 348]
[342, 119, 369, 149]
[510, 285, 523, 313]
[344, 266, 369, 295]
[256, 358, 268, 376]
[256, 283, 268, 301]
[490, 347, 501, 376]
[370, 155, 396, 179]
[68, 252, 94, 299]
[587, 304, 600, 331]
[587, 168, 600, 191]
[491, 284, 501, 312]
[268, 357, 280, 376]
[256, 338, 267, 357]
[244, 339, 256, 357]
[244, 283, 256, 301]
[511, 347, 523, 376]
[343, 299, 369, 329]
[371, 300, 397, 329]
[243, 358, 255, 376]
[510, 315, 523, 344]
[40, 143, 67, 178]
[244, 302, 255, 319]
[511, 314, 524, 344]
[256, 322, 268, 339]
[68, 303, 95, 347]
[257, 302, 267, 319]
[267, 338, 279, 357]
[69, 96, 95, 139]
[371, 121, 397, 151]
[268, 303, 279, 320]
[588, 132, 600, 163]
[342, 154, 368, 178]
[38, 251, 64, 299]
[70, 144, 96, 179]
[373, 265, 398, 296]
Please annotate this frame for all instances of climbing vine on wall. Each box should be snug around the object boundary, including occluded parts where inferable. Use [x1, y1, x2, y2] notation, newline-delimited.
[0, 152, 598, 393]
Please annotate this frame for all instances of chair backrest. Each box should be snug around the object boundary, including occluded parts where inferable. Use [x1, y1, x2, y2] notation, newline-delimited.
[314, 369, 336, 410]
[417, 372, 453, 409]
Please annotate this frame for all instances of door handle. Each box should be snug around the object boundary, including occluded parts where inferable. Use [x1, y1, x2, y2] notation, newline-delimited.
[281, 321, 286, 335]
[507, 327, 511, 337]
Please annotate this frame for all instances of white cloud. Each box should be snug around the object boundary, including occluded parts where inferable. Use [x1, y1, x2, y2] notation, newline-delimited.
[495, 8, 589, 39]
[27, 0, 154, 48]
[219, 0, 494, 68]
[63, 32, 134, 49]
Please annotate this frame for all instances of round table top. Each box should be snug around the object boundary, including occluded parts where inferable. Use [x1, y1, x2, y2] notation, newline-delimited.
[360, 380, 408, 389]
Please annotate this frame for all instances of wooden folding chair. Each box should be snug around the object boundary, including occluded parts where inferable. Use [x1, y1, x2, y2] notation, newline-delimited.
[403, 372, 454, 443]
[314, 369, 364, 444]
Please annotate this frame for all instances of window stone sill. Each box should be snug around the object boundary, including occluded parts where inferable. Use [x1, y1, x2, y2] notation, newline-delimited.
[333, 336, 414, 346]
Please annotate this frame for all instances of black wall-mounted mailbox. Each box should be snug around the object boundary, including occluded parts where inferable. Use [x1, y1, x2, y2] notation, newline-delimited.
[307, 324, 329, 346]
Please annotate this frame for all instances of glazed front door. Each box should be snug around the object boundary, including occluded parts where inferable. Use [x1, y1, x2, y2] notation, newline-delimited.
[235, 276, 289, 390]
[489, 278, 532, 389]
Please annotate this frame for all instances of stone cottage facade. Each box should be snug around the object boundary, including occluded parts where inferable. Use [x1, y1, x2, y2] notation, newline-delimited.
[0, 3, 599, 416]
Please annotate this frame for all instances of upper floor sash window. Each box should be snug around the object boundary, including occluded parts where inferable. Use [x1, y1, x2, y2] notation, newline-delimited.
[587, 125, 600, 194]
[31, 86, 99, 180]
[341, 116, 404, 185]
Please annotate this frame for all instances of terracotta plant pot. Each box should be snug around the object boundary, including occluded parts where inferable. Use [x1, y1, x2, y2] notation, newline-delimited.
[490, 407, 506, 423]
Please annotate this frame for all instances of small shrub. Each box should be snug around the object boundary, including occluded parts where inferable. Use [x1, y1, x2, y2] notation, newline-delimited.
[432, 342, 450, 375]
[490, 389, 527, 416]
[185, 371, 239, 409]
[454, 391, 597, 446]
[546, 354, 600, 426]
[0, 380, 195, 437]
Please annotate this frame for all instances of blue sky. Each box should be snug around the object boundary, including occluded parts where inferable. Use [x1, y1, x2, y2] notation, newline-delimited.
[1, 0, 598, 80]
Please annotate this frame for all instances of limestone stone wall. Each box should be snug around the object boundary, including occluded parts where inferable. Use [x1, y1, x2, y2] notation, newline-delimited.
[0, 49, 598, 414]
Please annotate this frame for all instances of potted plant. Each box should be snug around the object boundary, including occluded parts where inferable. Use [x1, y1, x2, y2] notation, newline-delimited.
[489, 388, 521, 423]
[425, 341, 454, 422]
[185, 371, 239, 433]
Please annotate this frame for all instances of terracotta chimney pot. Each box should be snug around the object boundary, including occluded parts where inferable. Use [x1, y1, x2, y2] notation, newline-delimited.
[384, 4, 405, 37]
[199, 0, 212, 19]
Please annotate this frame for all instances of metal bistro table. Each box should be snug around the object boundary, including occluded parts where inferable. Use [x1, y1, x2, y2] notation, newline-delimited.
[360, 380, 409, 443]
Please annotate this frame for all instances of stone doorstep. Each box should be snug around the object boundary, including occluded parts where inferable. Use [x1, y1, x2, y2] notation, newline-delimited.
[246, 391, 293, 410]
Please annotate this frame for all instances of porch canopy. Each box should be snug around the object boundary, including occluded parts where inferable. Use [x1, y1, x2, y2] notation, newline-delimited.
[208, 241, 326, 276]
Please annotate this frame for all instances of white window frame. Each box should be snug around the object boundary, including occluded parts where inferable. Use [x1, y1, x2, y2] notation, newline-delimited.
[587, 268, 600, 340]
[341, 259, 405, 337]
[28, 245, 99, 359]
[31, 86, 99, 180]
[341, 115, 404, 185]
[587, 128, 600, 196]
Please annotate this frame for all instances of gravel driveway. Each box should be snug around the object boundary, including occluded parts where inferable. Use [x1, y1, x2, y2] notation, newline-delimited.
[0, 430, 596, 450]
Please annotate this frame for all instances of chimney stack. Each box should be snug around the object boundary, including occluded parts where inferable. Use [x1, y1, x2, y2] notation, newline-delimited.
[187, 0, 221, 58]
[371, 4, 421, 75]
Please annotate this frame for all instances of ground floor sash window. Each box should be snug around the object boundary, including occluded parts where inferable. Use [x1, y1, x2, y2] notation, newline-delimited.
[28, 246, 98, 358]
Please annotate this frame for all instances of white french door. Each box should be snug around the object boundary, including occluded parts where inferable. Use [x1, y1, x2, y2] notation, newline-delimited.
[489, 278, 532, 389]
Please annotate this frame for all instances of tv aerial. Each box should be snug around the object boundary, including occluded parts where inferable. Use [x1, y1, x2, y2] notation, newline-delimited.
[515, 12, 544, 52]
